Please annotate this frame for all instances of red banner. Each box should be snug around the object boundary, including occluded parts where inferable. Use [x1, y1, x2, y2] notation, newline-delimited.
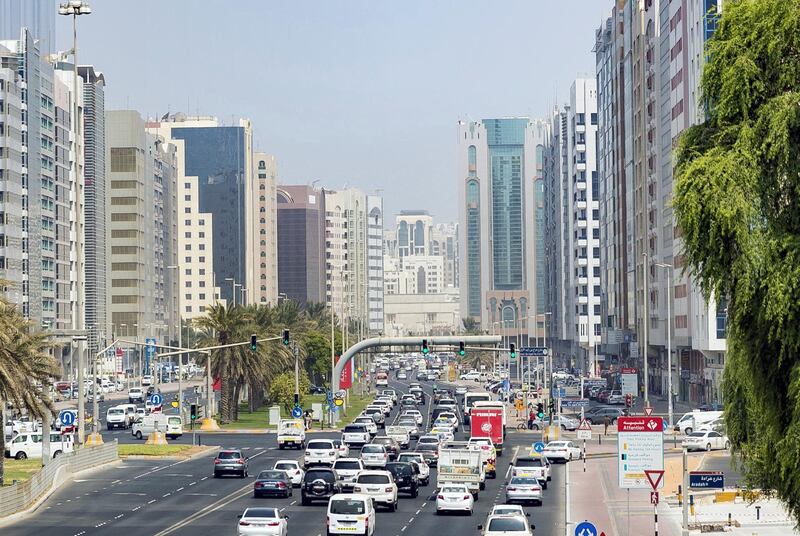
[212, 376, 221, 392]
[336, 355, 353, 389]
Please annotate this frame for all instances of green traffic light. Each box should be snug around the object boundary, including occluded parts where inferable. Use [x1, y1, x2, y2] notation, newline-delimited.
[459, 350, 465, 356]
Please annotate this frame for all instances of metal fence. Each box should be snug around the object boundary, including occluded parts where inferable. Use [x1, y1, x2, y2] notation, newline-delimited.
[0, 441, 118, 518]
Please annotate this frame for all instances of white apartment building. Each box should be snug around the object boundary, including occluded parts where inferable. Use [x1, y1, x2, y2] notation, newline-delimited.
[253, 153, 278, 305]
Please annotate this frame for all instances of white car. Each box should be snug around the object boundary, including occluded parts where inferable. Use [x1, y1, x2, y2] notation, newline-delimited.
[436, 483, 474, 515]
[128, 387, 144, 403]
[490, 504, 529, 518]
[333, 439, 350, 458]
[397, 452, 430, 486]
[273, 459, 304, 487]
[511, 457, 551, 488]
[417, 434, 441, 448]
[480, 514, 535, 536]
[141, 375, 153, 386]
[304, 439, 339, 468]
[380, 389, 398, 404]
[360, 444, 389, 468]
[430, 427, 455, 443]
[455, 386, 469, 396]
[396, 418, 420, 439]
[327, 494, 376, 536]
[332, 458, 364, 489]
[460, 371, 481, 381]
[505, 476, 543, 505]
[352, 470, 398, 511]
[353, 416, 378, 436]
[402, 410, 423, 426]
[682, 430, 730, 452]
[237, 507, 288, 536]
[542, 441, 582, 463]
[342, 424, 371, 446]
[432, 417, 457, 433]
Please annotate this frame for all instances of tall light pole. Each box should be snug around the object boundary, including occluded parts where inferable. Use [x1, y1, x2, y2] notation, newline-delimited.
[168, 265, 184, 415]
[59, 0, 92, 446]
[656, 263, 674, 427]
[224, 277, 237, 307]
[643, 252, 649, 407]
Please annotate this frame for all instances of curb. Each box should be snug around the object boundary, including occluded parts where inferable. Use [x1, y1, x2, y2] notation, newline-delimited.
[120, 445, 218, 461]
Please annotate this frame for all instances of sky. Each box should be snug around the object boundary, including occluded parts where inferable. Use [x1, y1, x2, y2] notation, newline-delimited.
[56, 0, 607, 223]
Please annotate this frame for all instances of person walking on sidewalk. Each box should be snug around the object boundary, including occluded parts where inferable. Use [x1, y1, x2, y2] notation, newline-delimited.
[528, 408, 535, 430]
[603, 415, 611, 435]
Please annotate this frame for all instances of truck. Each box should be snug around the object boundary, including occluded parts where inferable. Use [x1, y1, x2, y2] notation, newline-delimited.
[462, 391, 493, 425]
[468, 406, 505, 456]
[437, 447, 484, 499]
[277, 419, 306, 450]
[386, 425, 411, 449]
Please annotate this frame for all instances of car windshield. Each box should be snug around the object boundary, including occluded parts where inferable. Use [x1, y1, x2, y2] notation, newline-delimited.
[511, 478, 539, 486]
[108, 409, 124, 415]
[493, 507, 522, 515]
[548, 442, 568, 448]
[307, 441, 334, 450]
[515, 458, 543, 467]
[488, 518, 526, 531]
[442, 485, 467, 493]
[361, 445, 384, 453]
[419, 437, 438, 443]
[306, 470, 334, 482]
[257, 471, 285, 480]
[358, 474, 390, 484]
[334, 461, 362, 470]
[373, 438, 392, 444]
[398, 455, 422, 463]
[688, 432, 706, 438]
[329, 499, 365, 515]
[217, 451, 241, 459]
[243, 508, 277, 518]
[417, 444, 437, 452]
[274, 463, 296, 470]
[355, 419, 372, 424]
[386, 463, 411, 475]
[344, 426, 366, 433]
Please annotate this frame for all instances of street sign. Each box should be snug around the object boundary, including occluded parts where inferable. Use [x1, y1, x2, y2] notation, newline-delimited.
[644, 406, 653, 416]
[59, 411, 75, 426]
[515, 392, 524, 400]
[650, 491, 659, 505]
[526, 391, 537, 400]
[574, 520, 597, 536]
[520, 347, 548, 357]
[335, 390, 347, 399]
[617, 417, 664, 489]
[514, 399, 524, 411]
[149, 393, 163, 406]
[577, 418, 592, 440]
[578, 419, 592, 431]
[645, 469, 665, 490]
[334, 398, 344, 407]
[170, 401, 179, 408]
[561, 398, 590, 409]
[621, 368, 638, 397]
[502, 379, 510, 392]
[533, 441, 545, 453]
[689, 471, 724, 489]
[145, 337, 156, 373]
[291, 406, 303, 418]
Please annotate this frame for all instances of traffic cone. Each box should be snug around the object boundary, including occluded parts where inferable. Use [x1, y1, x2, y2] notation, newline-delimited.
[145, 430, 168, 445]
[199, 417, 220, 431]
[85, 432, 104, 446]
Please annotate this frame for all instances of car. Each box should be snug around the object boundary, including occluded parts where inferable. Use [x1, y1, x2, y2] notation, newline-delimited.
[397, 452, 430, 485]
[401, 409, 423, 426]
[530, 415, 578, 431]
[584, 407, 627, 425]
[415, 443, 439, 466]
[128, 387, 144, 403]
[682, 430, 730, 452]
[273, 459, 304, 487]
[370, 436, 401, 460]
[370, 401, 392, 417]
[433, 414, 458, 432]
[304, 439, 339, 468]
[455, 386, 469, 396]
[438, 398, 459, 411]
[380, 389, 398, 404]
[237, 507, 288, 536]
[436, 482, 474, 515]
[332, 457, 364, 490]
[141, 375, 153, 386]
[327, 494, 376, 536]
[467, 437, 497, 477]
[253, 470, 293, 498]
[490, 504, 530, 518]
[397, 370, 408, 380]
[363, 408, 386, 429]
[597, 389, 611, 404]
[87, 390, 105, 402]
[396, 418, 420, 439]
[214, 449, 248, 478]
[309, 384, 326, 394]
[460, 371, 481, 381]
[106, 406, 129, 430]
[430, 427, 455, 443]
[418, 434, 441, 447]
[342, 424, 371, 447]
[542, 441, 582, 463]
[607, 390, 624, 405]
[300, 467, 341, 505]
[333, 439, 350, 458]
[353, 470, 398, 511]
[385, 425, 411, 449]
[360, 444, 389, 468]
[385, 461, 419, 497]
[505, 476, 543, 505]
[479, 514, 535, 536]
[511, 456, 551, 488]
[409, 388, 425, 404]
[353, 416, 379, 436]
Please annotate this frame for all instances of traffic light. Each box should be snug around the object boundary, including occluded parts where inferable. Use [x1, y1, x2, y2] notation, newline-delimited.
[250, 334, 257, 351]
[509, 343, 516, 359]
[458, 341, 466, 356]
[422, 339, 429, 354]
[190, 403, 197, 421]
[548, 398, 555, 413]
[536, 403, 544, 419]
[282, 329, 290, 346]
[625, 393, 633, 408]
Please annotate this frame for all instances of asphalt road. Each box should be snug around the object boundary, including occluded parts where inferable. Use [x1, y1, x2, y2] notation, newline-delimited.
[4, 376, 568, 536]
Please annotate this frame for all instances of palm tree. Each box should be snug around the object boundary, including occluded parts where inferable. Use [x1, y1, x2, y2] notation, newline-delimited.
[0, 298, 60, 485]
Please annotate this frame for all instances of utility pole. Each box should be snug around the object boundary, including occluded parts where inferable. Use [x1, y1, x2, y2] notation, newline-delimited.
[682, 447, 689, 535]
[643, 252, 649, 407]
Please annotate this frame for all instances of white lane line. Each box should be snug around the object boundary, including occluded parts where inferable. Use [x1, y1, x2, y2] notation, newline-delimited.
[162, 493, 171, 498]
[114, 514, 124, 519]
[401, 526, 407, 532]
[132, 506, 141, 511]
[408, 517, 415, 523]
[415, 509, 421, 515]
[290, 500, 297, 505]
[200, 476, 208, 481]
[147, 499, 156, 504]
[189, 481, 197, 486]
[112, 479, 121, 484]
[176, 487, 185, 492]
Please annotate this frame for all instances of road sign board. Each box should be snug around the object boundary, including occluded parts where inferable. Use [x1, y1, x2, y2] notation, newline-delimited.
[335, 390, 347, 399]
[515, 392, 524, 400]
[617, 417, 664, 489]
[578, 419, 592, 431]
[533, 442, 545, 453]
[520, 347, 548, 357]
[526, 391, 537, 400]
[561, 398, 590, 408]
[645, 469, 665, 491]
[577, 429, 592, 441]
[334, 398, 344, 407]
[644, 406, 653, 416]
[291, 406, 303, 418]
[502, 379, 510, 392]
[149, 393, 163, 406]
[621, 368, 638, 397]
[170, 400, 179, 408]
[689, 471, 725, 489]
[59, 410, 75, 426]
[574, 520, 597, 536]
[515, 399, 524, 411]
[650, 491, 659, 505]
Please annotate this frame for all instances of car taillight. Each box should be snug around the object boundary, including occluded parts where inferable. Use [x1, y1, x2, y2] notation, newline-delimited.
[354, 486, 362, 492]
[385, 487, 393, 492]
[239, 521, 250, 526]
[277, 482, 286, 488]
[437, 494, 445, 500]
[214, 459, 221, 464]
[267, 521, 280, 526]
[507, 487, 517, 491]
[329, 451, 336, 456]
[463, 495, 471, 500]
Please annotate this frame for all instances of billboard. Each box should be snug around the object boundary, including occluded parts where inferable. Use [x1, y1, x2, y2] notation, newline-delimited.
[617, 416, 664, 489]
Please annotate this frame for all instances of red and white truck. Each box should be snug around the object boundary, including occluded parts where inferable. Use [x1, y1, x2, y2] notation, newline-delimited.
[469, 405, 505, 456]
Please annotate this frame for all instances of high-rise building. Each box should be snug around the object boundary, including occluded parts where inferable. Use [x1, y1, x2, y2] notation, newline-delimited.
[457, 118, 548, 343]
[106, 110, 178, 346]
[276, 185, 326, 304]
[252, 153, 278, 305]
[0, 0, 55, 56]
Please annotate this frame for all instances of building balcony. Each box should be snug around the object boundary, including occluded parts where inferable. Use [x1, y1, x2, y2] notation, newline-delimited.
[577, 219, 588, 228]
[577, 257, 589, 266]
[575, 200, 587, 210]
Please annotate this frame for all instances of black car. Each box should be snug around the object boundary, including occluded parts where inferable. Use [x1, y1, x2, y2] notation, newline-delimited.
[254, 470, 293, 498]
[371, 437, 400, 460]
[213, 449, 249, 478]
[301, 468, 341, 505]
[415, 444, 439, 466]
[584, 407, 627, 425]
[385, 462, 419, 497]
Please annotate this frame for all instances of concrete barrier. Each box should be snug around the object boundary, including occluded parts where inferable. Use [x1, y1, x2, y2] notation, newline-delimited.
[0, 441, 118, 519]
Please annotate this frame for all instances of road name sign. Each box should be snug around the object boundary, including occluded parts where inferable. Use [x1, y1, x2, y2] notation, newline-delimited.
[520, 347, 548, 357]
[561, 398, 590, 409]
[689, 471, 725, 489]
[533, 441, 545, 453]
[617, 416, 665, 489]
[574, 520, 598, 536]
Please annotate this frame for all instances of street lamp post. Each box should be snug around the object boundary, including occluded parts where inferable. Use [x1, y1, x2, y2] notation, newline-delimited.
[168, 265, 184, 416]
[643, 252, 650, 408]
[224, 278, 238, 307]
[656, 263, 674, 427]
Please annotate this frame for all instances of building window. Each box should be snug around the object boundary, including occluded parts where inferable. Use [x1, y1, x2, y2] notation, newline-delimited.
[576, 113, 585, 125]
[675, 315, 688, 329]
[110, 147, 136, 172]
[590, 113, 598, 125]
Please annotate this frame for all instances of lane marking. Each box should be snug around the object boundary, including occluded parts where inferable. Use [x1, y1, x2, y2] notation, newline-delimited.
[176, 487, 185, 492]
[151, 481, 257, 536]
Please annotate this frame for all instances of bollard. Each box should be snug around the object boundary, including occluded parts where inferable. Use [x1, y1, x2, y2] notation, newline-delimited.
[756, 505, 761, 520]
[728, 512, 732, 526]
[598, 434, 602, 445]
[678, 485, 683, 506]
[690, 494, 695, 516]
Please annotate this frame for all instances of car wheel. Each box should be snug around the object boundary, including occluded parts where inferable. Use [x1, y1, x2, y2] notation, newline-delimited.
[479, 481, 485, 490]
[52, 450, 62, 458]
[685, 427, 693, 435]
[542, 481, 548, 490]
[706, 443, 712, 452]
[254, 492, 260, 498]
[16, 452, 27, 460]
[725, 440, 731, 449]
[213, 472, 220, 478]
[135, 431, 143, 439]
[569, 453, 573, 461]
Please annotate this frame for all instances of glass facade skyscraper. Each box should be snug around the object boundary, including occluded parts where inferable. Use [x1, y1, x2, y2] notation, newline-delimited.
[0, 0, 55, 56]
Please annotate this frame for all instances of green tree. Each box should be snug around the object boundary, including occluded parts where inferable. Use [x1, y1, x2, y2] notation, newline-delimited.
[268, 370, 311, 415]
[673, 0, 800, 519]
[462, 317, 481, 334]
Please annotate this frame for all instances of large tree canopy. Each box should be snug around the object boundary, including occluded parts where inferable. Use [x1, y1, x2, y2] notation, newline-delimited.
[674, 0, 800, 519]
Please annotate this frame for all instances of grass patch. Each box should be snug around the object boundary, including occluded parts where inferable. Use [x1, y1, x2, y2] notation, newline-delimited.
[306, 393, 375, 425]
[220, 404, 276, 430]
[118, 444, 193, 456]
[2, 458, 41, 485]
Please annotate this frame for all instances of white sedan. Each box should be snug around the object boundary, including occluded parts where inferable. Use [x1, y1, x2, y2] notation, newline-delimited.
[542, 441, 582, 463]
[505, 476, 543, 505]
[402, 410, 423, 426]
[237, 507, 288, 536]
[682, 430, 730, 452]
[480, 514, 535, 535]
[436, 483, 474, 515]
[273, 459, 304, 487]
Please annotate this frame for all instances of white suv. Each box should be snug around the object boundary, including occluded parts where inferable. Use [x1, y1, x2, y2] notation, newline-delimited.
[304, 439, 339, 468]
[332, 457, 364, 489]
[327, 494, 376, 535]
[342, 424, 371, 447]
[353, 470, 398, 511]
[105, 406, 128, 430]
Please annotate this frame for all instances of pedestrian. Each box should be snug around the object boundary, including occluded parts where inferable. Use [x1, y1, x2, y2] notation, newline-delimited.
[603, 415, 610, 436]
[528, 408, 535, 430]
[304, 410, 312, 431]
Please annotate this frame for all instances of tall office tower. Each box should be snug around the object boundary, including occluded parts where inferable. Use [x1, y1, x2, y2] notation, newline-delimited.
[276, 185, 326, 304]
[457, 118, 548, 344]
[0, 0, 55, 56]
[106, 110, 178, 347]
[150, 115, 254, 305]
[432, 222, 459, 289]
[0, 31, 73, 337]
[252, 153, 278, 305]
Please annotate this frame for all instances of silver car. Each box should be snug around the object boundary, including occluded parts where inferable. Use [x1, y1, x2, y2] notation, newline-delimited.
[505, 476, 543, 505]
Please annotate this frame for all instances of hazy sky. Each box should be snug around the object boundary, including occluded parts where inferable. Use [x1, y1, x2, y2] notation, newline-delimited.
[57, 0, 606, 223]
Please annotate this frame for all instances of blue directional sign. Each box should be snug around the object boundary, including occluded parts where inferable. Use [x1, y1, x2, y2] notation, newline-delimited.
[291, 406, 303, 419]
[561, 398, 591, 409]
[502, 379, 510, 392]
[533, 441, 545, 453]
[59, 410, 75, 426]
[520, 347, 549, 357]
[149, 393, 163, 406]
[575, 520, 598, 536]
[689, 471, 724, 489]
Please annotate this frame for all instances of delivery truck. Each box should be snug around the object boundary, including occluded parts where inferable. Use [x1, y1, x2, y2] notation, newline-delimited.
[437, 447, 483, 499]
[277, 419, 306, 449]
[468, 405, 505, 456]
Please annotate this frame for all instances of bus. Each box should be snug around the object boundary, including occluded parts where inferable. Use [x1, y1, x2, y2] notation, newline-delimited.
[376, 371, 389, 386]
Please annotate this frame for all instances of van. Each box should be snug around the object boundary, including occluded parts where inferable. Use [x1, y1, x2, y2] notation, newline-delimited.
[5, 432, 74, 459]
[131, 414, 183, 440]
[674, 410, 723, 435]
[462, 391, 493, 425]
[106, 406, 129, 430]
[326, 493, 376, 535]
[117, 404, 138, 426]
